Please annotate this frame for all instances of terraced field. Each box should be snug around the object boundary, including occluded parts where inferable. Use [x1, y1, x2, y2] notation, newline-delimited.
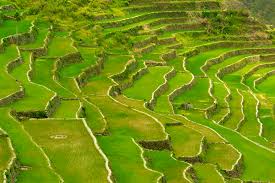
[0, 0, 275, 182]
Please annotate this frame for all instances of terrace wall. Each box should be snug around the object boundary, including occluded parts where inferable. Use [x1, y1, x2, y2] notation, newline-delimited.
[254, 70, 275, 86]
[0, 86, 25, 107]
[4, 157, 20, 183]
[138, 139, 172, 151]
[161, 50, 177, 61]
[21, 26, 53, 58]
[75, 53, 107, 88]
[54, 52, 83, 80]
[181, 41, 273, 59]
[0, 21, 38, 52]
[6, 56, 23, 73]
[217, 55, 260, 79]
[146, 68, 176, 110]
[45, 94, 61, 117]
[109, 64, 149, 96]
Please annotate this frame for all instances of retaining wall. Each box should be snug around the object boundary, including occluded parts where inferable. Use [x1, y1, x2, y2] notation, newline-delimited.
[45, 94, 61, 117]
[6, 57, 23, 73]
[75, 53, 106, 88]
[54, 52, 83, 80]
[161, 50, 177, 61]
[146, 68, 176, 110]
[0, 87, 25, 107]
[4, 158, 20, 183]
[138, 139, 172, 151]
[254, 70, 275, 86]
[0, 21, 38, 52]
[217, 55, 260, 79]
[109, 64, 149, 96]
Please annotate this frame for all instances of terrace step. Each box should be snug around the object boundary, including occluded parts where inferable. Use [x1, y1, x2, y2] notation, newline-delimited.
[125, 1, 221, 12]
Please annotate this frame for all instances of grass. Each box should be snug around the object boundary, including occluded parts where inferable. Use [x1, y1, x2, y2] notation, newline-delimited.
[0, 108, 60, 183]
[82, 100, 106, 133]
[1, 0, 275, 182]
[53, 100, 80, 118]
[98, 136, 159, 183]
[9, 52, 54, 111]
[45, 34, 76, 57]
[32, 58, 74, 98]
[23, 119, 109, 183]
[155, 72, 193, 114]
[203, 143, 240, 170]
[166, 125, 203, 157]
[20, 22, 50, 49]
[0, 19, 32, 39]
[144, 150, 189, 183]
[186, 112, 275, 181]
[206, 54, 250, 122]
[124, 66, 171, 101]
[89, 96, 166, 140]
[82, 55, 130, 95]
[244, 66, 275, 91]
[238, 90, 260, 137]
[186, 48, 234, 76]
[173, 77, 212, 109]
[0, 46, 21, 99]
[223, 89, 243, 130]
[193, 163, 224, 183]
[257, 74, 275, 97]
[0, 136, 13, 183]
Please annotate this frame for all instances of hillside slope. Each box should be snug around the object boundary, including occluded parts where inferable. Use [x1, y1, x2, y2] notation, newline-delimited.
[0, 0, 275, 183]
[242, 0, 275, 26]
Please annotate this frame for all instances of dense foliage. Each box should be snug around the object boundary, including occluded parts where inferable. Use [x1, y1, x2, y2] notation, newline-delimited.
[242, 0, 275, 26]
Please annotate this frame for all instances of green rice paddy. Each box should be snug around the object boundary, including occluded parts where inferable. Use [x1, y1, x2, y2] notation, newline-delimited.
[0, 0, 275, 182]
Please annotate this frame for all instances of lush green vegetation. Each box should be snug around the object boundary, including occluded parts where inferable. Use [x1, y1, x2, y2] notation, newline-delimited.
[0, 0, 275, 182]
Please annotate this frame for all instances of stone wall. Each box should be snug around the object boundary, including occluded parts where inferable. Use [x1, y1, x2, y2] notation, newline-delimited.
[0, 21, 38, 52]
[21, 26, 53, 58]
[178, 137, 208, 164]
[157, 37, 177, 45]
[127, 1, 220, 12]
[146, 68, 176, 110]
[180, 41, 273, 59]
[145, 61, 167, 67]
[185, 166, 198, 183]
[111, 59, 138, 82]
[0, 86, 25, 107]
[243, 62, 275, 80]
[161, 50, 177, 62]
[138, 139, 172, 151]
[75, 53, 106, 88]
[148, 17, 187, 27]
[54, 52, 83, 80]
[202, 48, 275, 72]
[169, 75, 196, 102]
[223, 155, 244, 178]
[6, 56, 23, 73]
[10, 109, 47, 121]
[167, 43, 183, 49]
[109, 65, 149, 97]
[133, 36, 157, 49]
[217, 55, 260, 79]
[163, 23, 203, 32]
[45, 94, 61, 117]
[254, 70, 275, 86]
[99, 11, 192, 29]
[8, 94, 60, 120]
[4, 157, 20, 183]
[136, 43, 156, 54]
[0, 4, 16, 11]
[260, 54, 275, 62]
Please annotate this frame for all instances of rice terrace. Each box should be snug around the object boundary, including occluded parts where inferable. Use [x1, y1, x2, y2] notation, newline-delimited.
[0, 0, 275, 182]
